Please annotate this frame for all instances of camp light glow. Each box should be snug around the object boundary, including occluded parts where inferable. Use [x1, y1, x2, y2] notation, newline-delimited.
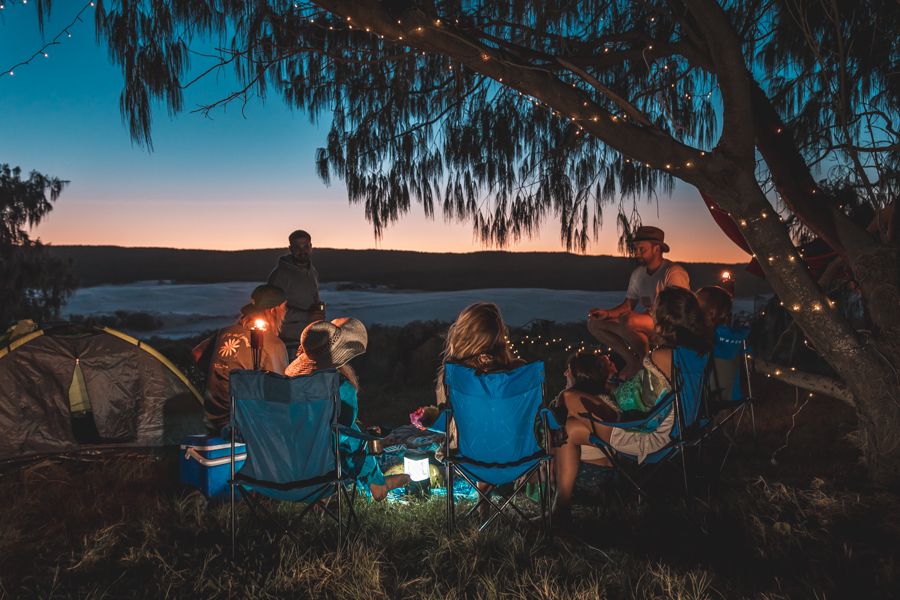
[250, 320, 266, 370]
[404, 456, 430, 482]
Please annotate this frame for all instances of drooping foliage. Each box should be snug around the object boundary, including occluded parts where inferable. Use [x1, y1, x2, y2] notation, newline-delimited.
[55, 0, 894, 251]
[0, 164, 76, 327]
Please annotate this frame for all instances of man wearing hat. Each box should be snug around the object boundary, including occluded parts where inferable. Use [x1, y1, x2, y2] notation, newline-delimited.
[204, 284, 289, 432]
[587, 226, 690, 378]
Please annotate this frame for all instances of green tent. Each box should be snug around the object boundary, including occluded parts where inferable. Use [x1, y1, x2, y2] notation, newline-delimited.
[0, 323, 204, 460]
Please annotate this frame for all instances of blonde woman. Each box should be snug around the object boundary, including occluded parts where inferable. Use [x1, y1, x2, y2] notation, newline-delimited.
[435, 302, 524, 405]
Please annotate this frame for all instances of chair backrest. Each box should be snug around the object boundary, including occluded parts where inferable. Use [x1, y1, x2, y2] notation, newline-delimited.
[710, 325, 751, 403]
[672, 348, 711, 435]
[444, 361, 545, 485]
[230, 369, 340, 501]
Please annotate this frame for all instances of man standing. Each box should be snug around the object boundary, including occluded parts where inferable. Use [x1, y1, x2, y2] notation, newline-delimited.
[267, 230, 325, 356]
[587, 226, 690, 377]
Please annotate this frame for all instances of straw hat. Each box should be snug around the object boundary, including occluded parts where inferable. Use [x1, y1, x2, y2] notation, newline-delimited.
[290, 317, 368, 375]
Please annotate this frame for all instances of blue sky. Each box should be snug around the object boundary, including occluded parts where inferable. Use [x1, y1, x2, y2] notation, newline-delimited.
[0, 2, 749, 262]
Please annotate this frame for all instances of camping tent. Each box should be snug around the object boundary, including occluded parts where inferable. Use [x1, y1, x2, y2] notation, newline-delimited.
[0, 323, 204, 460]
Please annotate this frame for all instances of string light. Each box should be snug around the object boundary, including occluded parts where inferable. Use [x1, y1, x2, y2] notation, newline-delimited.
[1, 0, 95, 80]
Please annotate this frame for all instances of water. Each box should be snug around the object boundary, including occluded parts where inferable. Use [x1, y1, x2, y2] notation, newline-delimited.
[62, 281, 756, 338]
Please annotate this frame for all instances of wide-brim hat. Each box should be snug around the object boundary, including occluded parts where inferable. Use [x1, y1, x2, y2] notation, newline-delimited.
[240, 284, 287, 316]
[632, 225, 670, 253]
[291, 317, 368, 374]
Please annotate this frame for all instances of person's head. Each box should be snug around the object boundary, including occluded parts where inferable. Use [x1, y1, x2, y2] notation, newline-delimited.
[565, 350, 613, 394]
[288, 230, 312, 265]
[652, 287, 712, 353]
[632, 226, 669, 268]
[696, 285, 733, 327]
[291, 317, 368, 385]
[443, 302, 516, 371]
[240, 284, 287, 333]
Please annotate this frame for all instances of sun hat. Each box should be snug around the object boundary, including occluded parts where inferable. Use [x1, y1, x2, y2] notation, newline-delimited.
[240, 284, 287, 316]
[287, 317, 368, 375]
[632, 226, 670, 253]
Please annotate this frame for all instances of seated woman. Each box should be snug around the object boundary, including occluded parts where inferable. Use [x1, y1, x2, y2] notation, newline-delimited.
[285, 317, 409, 501]
[551, 351, 620, 499]
[554, 287, 712, 521]
[434, 302, 525, 497]
[435, 302, 524, 405]
[204, 284, 289, 434]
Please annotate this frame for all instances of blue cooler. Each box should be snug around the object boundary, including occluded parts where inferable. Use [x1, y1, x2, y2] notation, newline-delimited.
[180, 435, 247, 499]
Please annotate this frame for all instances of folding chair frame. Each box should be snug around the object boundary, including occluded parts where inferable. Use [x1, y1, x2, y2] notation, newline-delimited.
[705, 340, 756, 472]
[581, 351, 712, 502]
[442, 406, 554, 536]
[227, 377, 360, 558]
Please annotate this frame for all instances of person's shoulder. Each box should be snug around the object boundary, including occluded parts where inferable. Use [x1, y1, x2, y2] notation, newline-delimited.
[649, 347, 673, 377]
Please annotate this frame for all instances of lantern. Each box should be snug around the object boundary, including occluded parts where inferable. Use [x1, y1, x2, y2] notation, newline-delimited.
[404, 451, 431, 498]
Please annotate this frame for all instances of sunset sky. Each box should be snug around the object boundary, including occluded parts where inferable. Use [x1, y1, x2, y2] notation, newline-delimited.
[1, 4, 750, 263]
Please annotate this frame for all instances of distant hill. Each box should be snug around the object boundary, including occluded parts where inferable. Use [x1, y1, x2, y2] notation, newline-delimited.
[48, 245, 768, 294]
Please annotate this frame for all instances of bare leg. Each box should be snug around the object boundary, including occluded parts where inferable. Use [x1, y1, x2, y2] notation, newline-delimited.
[369, 474, 411, 501]
[553, 414, 612, 517]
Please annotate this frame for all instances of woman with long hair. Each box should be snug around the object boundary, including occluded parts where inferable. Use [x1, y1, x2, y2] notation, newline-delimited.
[204, 284, 289, 433]
[434, 302, 527, 502]
[553, 287, 712, 522]
[435, 302, 523, 405]
[286, 317, 410, 501]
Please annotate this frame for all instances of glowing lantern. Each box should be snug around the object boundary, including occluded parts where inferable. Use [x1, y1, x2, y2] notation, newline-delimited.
[404, 452, 431, 498]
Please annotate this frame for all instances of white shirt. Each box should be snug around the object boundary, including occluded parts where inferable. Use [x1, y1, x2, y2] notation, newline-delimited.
[625, 259, 690, 311]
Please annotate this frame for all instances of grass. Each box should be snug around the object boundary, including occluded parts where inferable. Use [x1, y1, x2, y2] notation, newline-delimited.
[1, 440, 898, 598]
[1, 371, 898, 599]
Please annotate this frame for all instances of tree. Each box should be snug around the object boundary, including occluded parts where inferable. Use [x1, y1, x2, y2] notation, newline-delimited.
[0, 164, 76, 327]
[49, 0, 899, 482]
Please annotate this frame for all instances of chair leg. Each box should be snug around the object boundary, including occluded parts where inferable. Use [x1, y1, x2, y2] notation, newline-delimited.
[336, 481, 343, 552]
[445, 462, 455, 533]
[542, 458, 552, 537]
[230, 481, 237, 561]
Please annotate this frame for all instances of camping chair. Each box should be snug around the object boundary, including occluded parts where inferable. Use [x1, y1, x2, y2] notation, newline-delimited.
[581, 348, 711, 500]
[705, 325, 755, 469]
[432, 361, 557, 534]
[228, 369, 360, 556]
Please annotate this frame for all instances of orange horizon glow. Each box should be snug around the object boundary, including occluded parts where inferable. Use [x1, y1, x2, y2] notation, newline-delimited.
[32, 189, 752, 264]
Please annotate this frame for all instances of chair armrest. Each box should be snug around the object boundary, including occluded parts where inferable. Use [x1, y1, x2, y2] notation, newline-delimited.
[335, 424, 382, 442]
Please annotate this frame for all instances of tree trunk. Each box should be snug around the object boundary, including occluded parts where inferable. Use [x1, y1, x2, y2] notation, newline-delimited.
[706, 170, 900, 486]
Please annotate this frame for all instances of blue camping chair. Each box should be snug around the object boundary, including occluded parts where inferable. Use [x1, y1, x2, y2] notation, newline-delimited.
[581, 348, 711, 499]
[705, 325, 755, 468]
[227, 369, 361, 554]
[433, 361, 556, 533]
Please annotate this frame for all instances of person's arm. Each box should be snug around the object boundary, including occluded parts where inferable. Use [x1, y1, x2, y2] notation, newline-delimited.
[589, 297, 636, 320]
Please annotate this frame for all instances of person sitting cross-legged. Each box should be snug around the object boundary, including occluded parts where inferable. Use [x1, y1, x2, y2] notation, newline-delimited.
[285, 318, 410, 501]
[587, 226, 690, 380]
[554, 287, 712, 523]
